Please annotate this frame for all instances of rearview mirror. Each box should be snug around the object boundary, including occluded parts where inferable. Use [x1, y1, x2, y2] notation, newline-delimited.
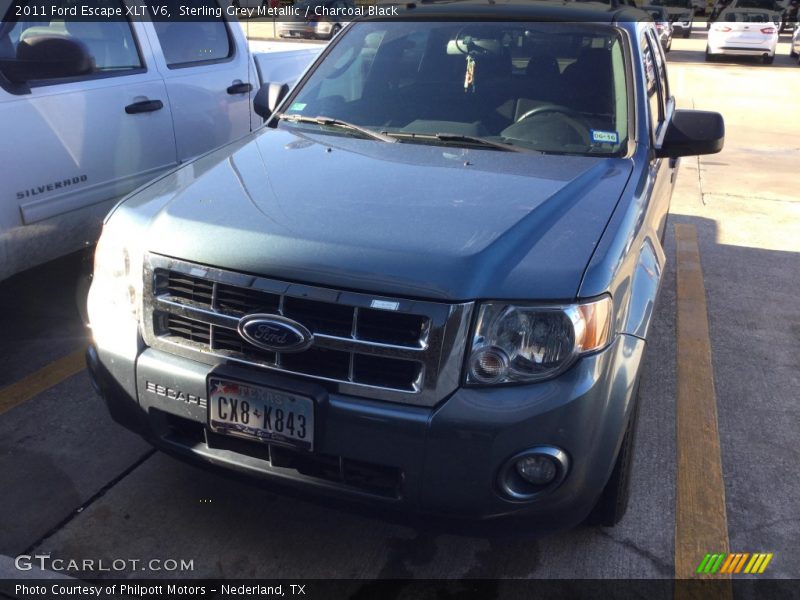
[254, 82, 290, 120]
[0, 34, 93, 83]
[656, 109, 725, 158]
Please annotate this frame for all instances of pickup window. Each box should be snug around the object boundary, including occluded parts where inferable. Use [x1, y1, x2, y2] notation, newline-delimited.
[151, 0, 232, 67]
[0, 0, 142, 82]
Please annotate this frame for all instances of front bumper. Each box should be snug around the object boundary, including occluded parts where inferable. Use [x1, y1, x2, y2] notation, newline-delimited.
[88, 332, 645, 527]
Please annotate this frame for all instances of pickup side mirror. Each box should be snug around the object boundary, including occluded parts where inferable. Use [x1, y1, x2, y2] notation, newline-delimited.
[0, 34, 93, 83]
[656, 109, 725, 158]
[254, 82, 290, 120]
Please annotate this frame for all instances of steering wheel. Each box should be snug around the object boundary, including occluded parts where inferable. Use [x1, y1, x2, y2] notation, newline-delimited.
[511, 104, 591, 146]
[516, 104, 581, 124]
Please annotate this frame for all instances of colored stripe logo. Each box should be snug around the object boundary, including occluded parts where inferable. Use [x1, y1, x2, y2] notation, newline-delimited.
[696, 553, 773, 574]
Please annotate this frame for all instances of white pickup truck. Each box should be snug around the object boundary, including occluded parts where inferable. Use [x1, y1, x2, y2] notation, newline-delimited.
[0, 0, 320, 282]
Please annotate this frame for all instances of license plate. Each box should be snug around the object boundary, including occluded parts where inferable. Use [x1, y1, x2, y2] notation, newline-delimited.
[208, 377, 314, 451]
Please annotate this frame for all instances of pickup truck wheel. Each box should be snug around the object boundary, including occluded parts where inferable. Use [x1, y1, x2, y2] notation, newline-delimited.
[585, 386, 642, 527]
[330, 24, 342, 39]
[683, 28, 692, 38]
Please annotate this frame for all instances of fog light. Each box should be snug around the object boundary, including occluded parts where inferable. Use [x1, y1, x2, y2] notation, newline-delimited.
[516, 455, 557, 486]
[469, 346, 509, 384]
[498, 446, 569, 500]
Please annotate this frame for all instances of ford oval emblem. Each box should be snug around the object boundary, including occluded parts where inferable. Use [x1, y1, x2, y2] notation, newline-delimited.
[238, 314, 313, 353]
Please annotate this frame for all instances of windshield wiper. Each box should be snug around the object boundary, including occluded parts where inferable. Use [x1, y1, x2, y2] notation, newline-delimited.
[434, 133, 537, 153]
[277, 114, 396, 143]
[386, 131, 536, 153]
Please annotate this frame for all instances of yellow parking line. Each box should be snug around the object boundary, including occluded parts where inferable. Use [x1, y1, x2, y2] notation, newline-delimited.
[673, 224, 731, 588]
[0, 348, 87, 416]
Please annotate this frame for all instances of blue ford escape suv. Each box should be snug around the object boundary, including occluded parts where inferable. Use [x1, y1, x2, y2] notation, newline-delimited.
[87, 2, 724, 528]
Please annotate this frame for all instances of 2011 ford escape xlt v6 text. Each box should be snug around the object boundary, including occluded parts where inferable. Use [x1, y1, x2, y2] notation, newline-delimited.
[87, 2, 724, 528]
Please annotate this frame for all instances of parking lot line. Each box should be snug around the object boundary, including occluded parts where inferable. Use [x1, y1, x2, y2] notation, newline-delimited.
[673, 224, 730, 586]
[0, 347, 86, 416]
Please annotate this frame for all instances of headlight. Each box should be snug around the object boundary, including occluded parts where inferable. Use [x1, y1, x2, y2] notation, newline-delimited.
[87, 221, 143, 356]
[466, 296, 613, 385]
[91, 228, 140, 321]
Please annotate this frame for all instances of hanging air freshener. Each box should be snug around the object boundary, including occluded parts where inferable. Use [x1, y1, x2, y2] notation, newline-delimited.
[464, 54, 476, 93]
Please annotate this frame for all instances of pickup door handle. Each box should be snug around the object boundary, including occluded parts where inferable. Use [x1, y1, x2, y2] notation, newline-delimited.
[227, 82, 253, 95]
[125, 99, 164, 114]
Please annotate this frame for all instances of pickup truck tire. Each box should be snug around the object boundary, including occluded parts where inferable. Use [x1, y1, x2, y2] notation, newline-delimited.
[682, 28, 692, 38]
[585, 385, 642, 527]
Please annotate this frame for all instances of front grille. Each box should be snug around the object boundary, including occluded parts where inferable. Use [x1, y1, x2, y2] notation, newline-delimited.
[164, 314, 211, 345]
[143, 255, 472, 406]
[164, 272, 213, 305]
[216, 284, 279, 315]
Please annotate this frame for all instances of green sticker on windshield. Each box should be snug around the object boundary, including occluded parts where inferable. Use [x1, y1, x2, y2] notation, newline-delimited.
[288, 102, 306, 113]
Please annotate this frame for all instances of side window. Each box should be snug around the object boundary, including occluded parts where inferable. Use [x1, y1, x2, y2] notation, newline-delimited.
[641, 32, 665, 138]
[650, 30, 669, 107]
[151, 1, 231, 67]
[0, 0, 142, 83]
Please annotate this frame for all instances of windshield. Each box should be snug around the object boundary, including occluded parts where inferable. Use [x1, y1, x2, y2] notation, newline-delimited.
[280, 22, 629, 156]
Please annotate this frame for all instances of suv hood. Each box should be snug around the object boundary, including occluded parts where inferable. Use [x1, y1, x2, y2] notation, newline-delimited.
[143, 128, 632, 302]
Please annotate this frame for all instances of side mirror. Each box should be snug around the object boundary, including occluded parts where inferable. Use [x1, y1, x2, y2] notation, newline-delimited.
[253, 82, 290, 120]
[0, 34, 93, 83]
[656, 109, 725, 158]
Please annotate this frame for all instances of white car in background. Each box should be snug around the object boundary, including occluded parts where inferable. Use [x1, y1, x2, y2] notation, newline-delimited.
[706, 8, 779, 63]
[791, 23, 800, 62]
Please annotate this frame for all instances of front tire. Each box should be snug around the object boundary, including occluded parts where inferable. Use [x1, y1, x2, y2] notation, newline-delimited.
[585, 388, 642, 527]
[683, 27, 692, 38]
[705, 47, 716, 62]
[764, 54, 774, 64]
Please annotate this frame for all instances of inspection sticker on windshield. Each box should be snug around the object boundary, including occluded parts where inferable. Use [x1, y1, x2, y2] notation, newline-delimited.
[591, 130, 619, 144]
[288, 102, 306, 113]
